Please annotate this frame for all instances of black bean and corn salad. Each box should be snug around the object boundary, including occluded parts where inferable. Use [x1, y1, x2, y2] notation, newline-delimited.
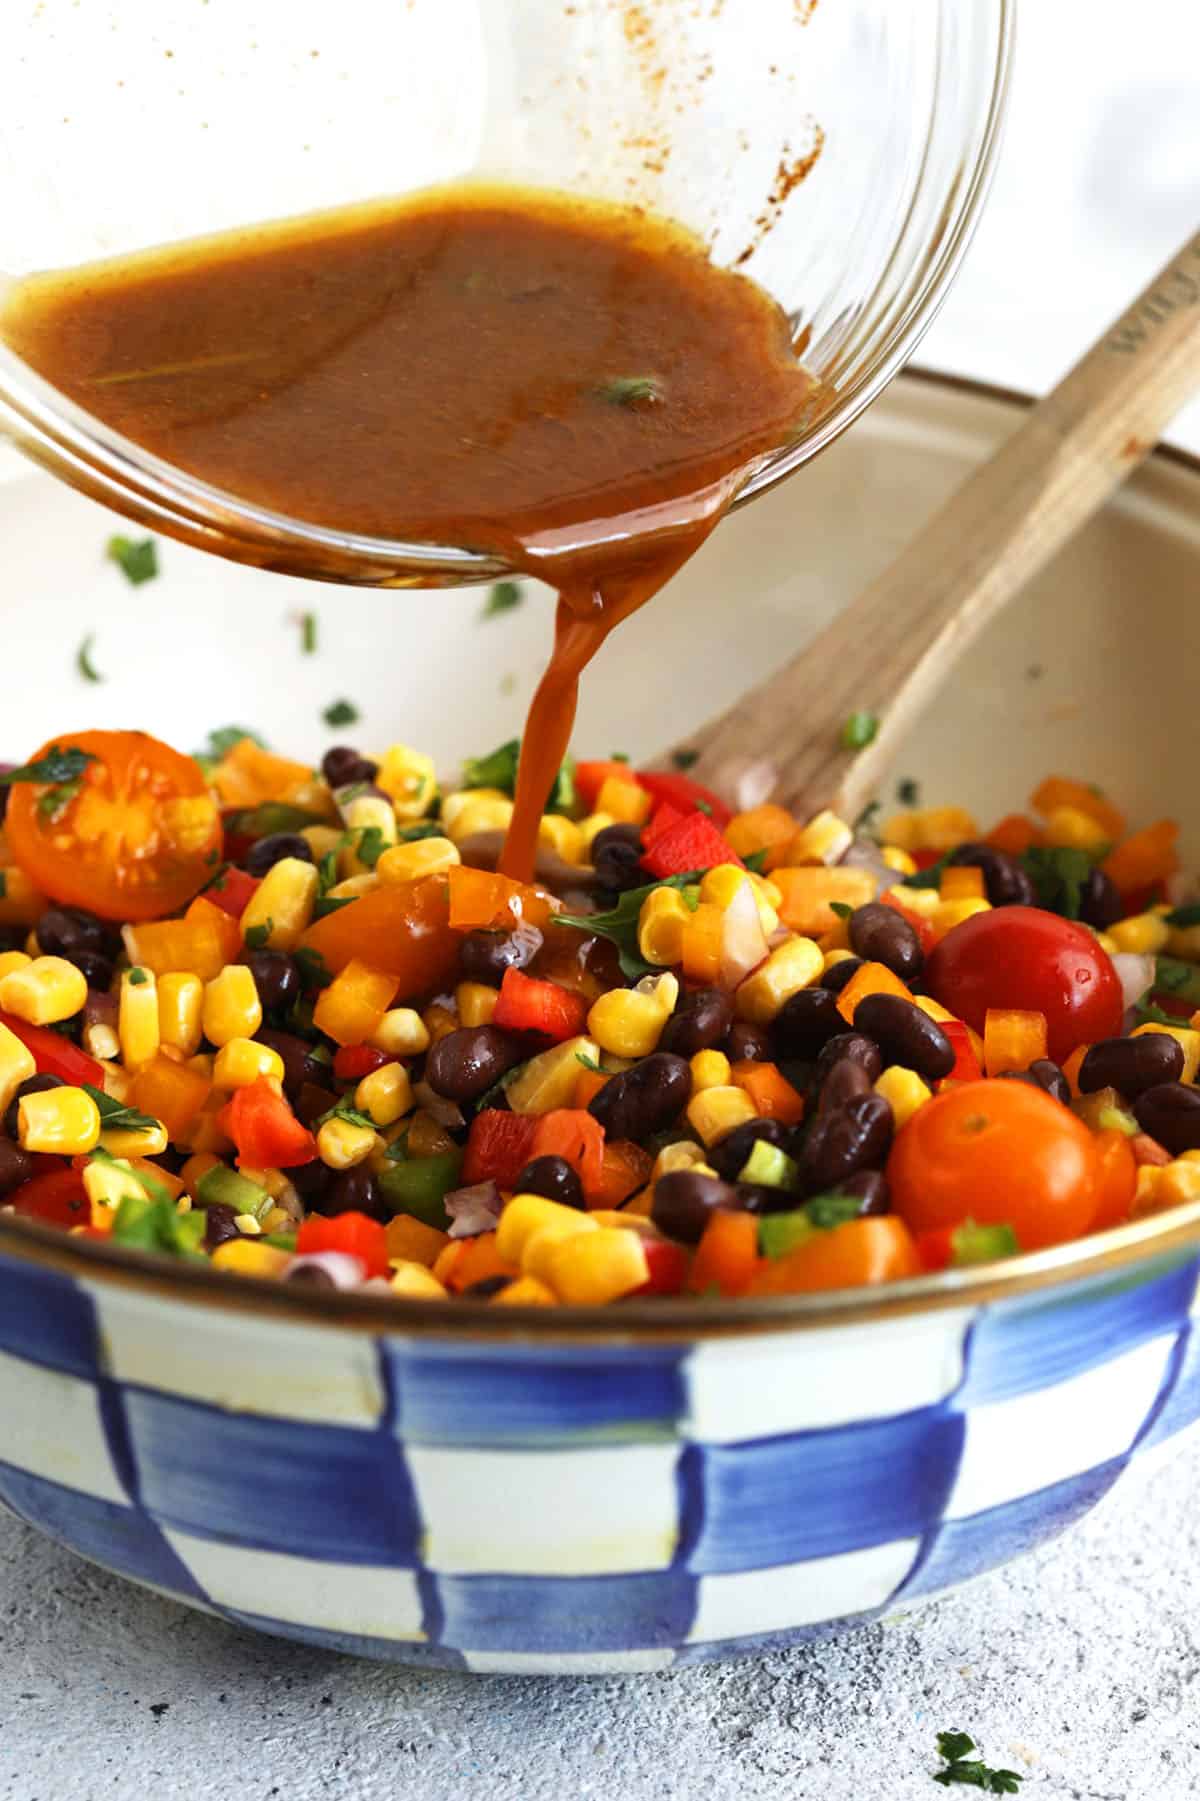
[0, 730, 1196, 1302]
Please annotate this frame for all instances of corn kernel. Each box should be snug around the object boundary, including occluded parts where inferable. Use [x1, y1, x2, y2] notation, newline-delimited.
[83, 1017, 120, 1060]
[115, 967, 159, 1067]
[440, 787, 506, 832]
[588, 973, 678, 1059]
[261, 1204, 292, 1235]
[0, 866, 47, 927]
[1042, 805, 1111, 854]
[880, 806, 977, 853]
[652, 1140, 710, 1180]
[491, 1275, 557, 1306]
[1132, 1023, 1200, 1084]
[317, 1115, 378, 1169]
[734, 935, 823, 1024]
[456, 981, 499, 1028]
[389, 1260, 450, 1300]
[541, 1226, 649, 1305]
[422, 1001, 459, 1047]
[339, 794, 397, 876]
[100, 1121, 170, 1158]
[377, 837, 460, 884]
[18, 1085, 101, 1155]
[1093, 930, 1119, 955]
[355, 1061, 414, 1128]
[0, 951, 31, 982]
[213, 1036, 285, 1090]
[821, 948, 856, 975]
[202, 964, 262, 1048]
[940, 866, 985, 902]
[880, 846, 917, 876]
[375, 744, 438, 819]
[699, 865, 779, 934]
[1133, 1165, 1167, 1217]
[874, 1065, 933, 1130]
[326, 873, 379, 901]
[506, 1036, 601, 1115]
[158, 971, 204, 1056]
[637, 887, 691, 967]
[443, 791, 515, 842]
[1157, 1160, 1200, 1206]
[579, 812, 616, 853]
[690, 1049, 732, 1091]
[1109, 912, 1169, 955]
[895, 887, 940, 920]
[239, 856, 319, 952]
[538, 814, 586, 863]
[210, 1239, 291, 1278]
[786, 810, 853, 867]
[0, 955, 87, 1026]
[523, 1213, 600, 1283]
[930, 897, 992, 943]
[497, 1194, 585, 1263]
[95, 1060, 131, 1102]
[83, 1155, 146, 1213]
[238, 1166, 290, 1199]
[370, 1008, 430, 1057]
[687, 1084, 758, 1146]
[300, 823, 344, 863]
[0, 1021, 36, 1114]
[595, 775, 652, 825]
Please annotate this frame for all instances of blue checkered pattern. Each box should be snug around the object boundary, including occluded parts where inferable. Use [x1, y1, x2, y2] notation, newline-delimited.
[1, 1240, 1198, 1672]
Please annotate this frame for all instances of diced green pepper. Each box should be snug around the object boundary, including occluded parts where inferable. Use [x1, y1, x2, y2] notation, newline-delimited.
[379, 1149, 464, 1230]
[950, 1221, 1018, 1267]
[758, 1211, 816, 1260]
[738, 1139, 799, 1191]
[196, 1164, 273, 1221]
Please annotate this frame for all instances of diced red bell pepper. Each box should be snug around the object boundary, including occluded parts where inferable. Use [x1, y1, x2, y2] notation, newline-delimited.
[218, 1076, 319, 1169]
[296, 1210, 389, 1279]
[632, 1238, 690, 1296]
[492, 967, 588, 1041]
[914, 1226, 955, 1273]
[575, 760, 639, 811]
[940, 1019, 983, 1085]
[641, 802, 687, 851]
[532, 1109, 605, 1194]
[911, 848, 945, 872]
[881, 889, 936, 955]
[203, 865, 262, 920]
[640, 812, 744, 879]
[333, 1044, 394, 1083]
[9, 1165, 87, 1229]
[0, 1013, 104, 1088]
[461, 1110, 538, 1189]
[635, 770, 732, 829]
[1149, 991, 1195, 1021]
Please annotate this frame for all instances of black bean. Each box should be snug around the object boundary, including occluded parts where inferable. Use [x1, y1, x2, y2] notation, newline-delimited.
[513, 1154, 585, 1210]
[254, 1028, 324, 1101]
[285, 1261, 337, 1289]
[459, 924, 544, 986]
[818, 956, 864, 994]
[315, 1163, 389, 1223]
[1134, 1083, 1200, 1154]
[816, 1032, 883, 1085]
[67, 951, 114, 990]
[726, 1021, 772, 1063]
[36, 905, 120, 961]
[4, 1073, 65, 1141]
[660, 987, 734, 1058]
[852, 993, 955, 1081]
[202, 1202, 242, 1251]
[246, 950, 301, 1017]
[802, 1092, 893, 1192]
[996, 1058, 1071, 1105]
[1079, 866, 1123, 930]
[946, 843, 1036, 908]
[591, 824, 645, 894]
[736, 1180, 799, 1215]
[771, 986, 844, 1060]
[836, 1169, 891, 1216]
[289, 1158, 334, 1203]
[1080, 1034, 1185, 1100]
[588, 1052, 692, 1141]
[651, 1169, 738, 1243]
[425, 1025, 525, 1103]
[707, 1116, 795, 1181]
[0, 928, 24, 956]
[321, 746, 379, 789]
[848, 902, 923, 980]
[818, 1058, 873, 1113]
[463, 1274, 513, 1299]
[244, 832, 314, 877]
[0, 1137, 33, 1198]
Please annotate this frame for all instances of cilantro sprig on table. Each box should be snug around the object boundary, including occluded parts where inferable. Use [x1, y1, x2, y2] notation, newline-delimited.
[932, 1731, 1023, 1792]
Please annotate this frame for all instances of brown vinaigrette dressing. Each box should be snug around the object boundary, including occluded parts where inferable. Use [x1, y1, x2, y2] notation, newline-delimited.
[0, 185, 818, 881]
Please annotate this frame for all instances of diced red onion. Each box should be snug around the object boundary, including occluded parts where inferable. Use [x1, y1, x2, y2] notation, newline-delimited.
[445, 1179, 504, 1239]
[1112, 951, 1156, 1012]
[719, 877, 769, 989]
[731, 758, 778, 814]
[413, 1081, 466, 1131]
[838, 838, 893, 892]
[288, 1251, 368, 1289]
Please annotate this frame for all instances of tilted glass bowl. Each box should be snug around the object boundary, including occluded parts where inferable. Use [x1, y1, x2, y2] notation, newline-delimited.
[0, 0, 1012, 584]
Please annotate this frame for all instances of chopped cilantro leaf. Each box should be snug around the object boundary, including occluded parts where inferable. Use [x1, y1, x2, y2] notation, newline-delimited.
[481, 580, 522, 620]
[201, 726, 267, 761]
[932, 1730, 1023, 1793]
[0, 745, 97, 787]
[611, 752, 630, 764]
[37, 779, 82, 823]
[396, 821, 443, 843]
[897, 777, 920, 807]
[1020, 846, 1096, 920]
[805, 1193, 864, 1230]
[76, 633, 103, 684]
[743, 849, 768, 874]
[106, 534, 159, 586]
[462, 738, 520, 793]
[127, 968, 149, 986]
[559, 874, 704, 982]
[575, 1051, 603, 1072]
[244, 920, 274, 950]
[293, 947, 330, 992]
[323, 698, 360, 729]
[599, 375, 662, 407]
[828, 901, 854, 921]
[672, 749, 699, 770]
[316, 1102, 376, 1131]
[901, 850, 954, 891]
[300, 611, 317, 654]
[1134, 1000, 1178, 1027]
[82, 1084, 159, 1133]
[547, 752, 576, 814]
[353, 826, 387, 870]
[840, 710, 878, 750]
[1165, 902, 1200, 928]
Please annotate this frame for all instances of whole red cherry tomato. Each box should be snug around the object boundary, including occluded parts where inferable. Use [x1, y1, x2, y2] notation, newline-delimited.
[926, 905, 1123, 1062]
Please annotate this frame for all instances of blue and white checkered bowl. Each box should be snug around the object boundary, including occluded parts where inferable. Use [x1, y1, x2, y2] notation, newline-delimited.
[2, 370, 1200, 1670]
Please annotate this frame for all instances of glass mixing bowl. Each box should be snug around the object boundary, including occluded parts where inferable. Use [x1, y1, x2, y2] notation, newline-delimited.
[0, 0, 1012, 584]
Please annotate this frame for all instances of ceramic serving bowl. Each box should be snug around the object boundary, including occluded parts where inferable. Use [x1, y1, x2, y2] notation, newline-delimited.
[2, 370, 1200, 1673]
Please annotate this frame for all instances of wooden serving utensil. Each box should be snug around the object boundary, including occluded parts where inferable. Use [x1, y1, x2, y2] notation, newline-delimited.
[656, 226, 1200, 824]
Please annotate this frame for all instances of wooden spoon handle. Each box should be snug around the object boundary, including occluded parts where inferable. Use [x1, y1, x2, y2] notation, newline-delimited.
[661, 227, 1200, 822]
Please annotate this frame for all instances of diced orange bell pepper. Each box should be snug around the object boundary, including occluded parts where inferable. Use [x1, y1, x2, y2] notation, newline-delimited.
[983, 1008, 1049, 1077]
[771, 866, 878, 937]
[385, 1214, 450, 1268]
[575, 760, 638, 811]
[443, 1230, 518, 1293]
[587, 1139, 654, 1210]
[836, 961, 916, 1026]
[595, 775, 653, 825]
[130, 1054, 212, 1141]
[986, 814, 1041, 856]
[313, 959, 397, 1046]
[730, 1060, 806, 1126]
[300, 876, 461, 994]
[1091, 1128, 1137, 1232]
[940, 866, 985, 902]
[124, 911, 236, 981]
[681, 902, 724, 986]
[746, 1216, 919, 1295]
[211, 737, 316, 809]
[186, 895, 244, 965]
[445, 864, 556, 933]
[531, 1109, 606, 1194]
[687, 1210, 759, 1296]
[1031, 776, 1126, 844]
[1102, 821, 1180, 895]
[573, 1067, 609, 1110]
[725, 803, 797, 863]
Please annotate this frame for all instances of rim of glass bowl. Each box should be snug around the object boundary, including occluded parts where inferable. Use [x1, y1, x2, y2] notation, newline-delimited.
[0, 1, 1015, 588]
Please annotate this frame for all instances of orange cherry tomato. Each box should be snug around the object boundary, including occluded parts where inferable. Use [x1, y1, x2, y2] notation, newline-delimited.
[6, 730, 221, 921]
[745, 1217, 920, 1296]
[1090, 1127, 1138, 1232]
[889, 1078, 1099, 1251]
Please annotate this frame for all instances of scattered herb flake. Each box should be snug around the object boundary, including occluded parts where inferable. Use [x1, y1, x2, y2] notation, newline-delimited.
[743, 849, 768, 875]
[901, 849, 955, 891]
[300, 611, 317, 654]
[932, 1729, 1023, 1792]
[599, 374, 662, 407]
[481, 580, 522, 620]
[897, 777, 920, 807]
[840, 710, 878, 751]
[293, 947, 331, 992]
[127, 968, 149, 987]
[396, 821, 443, 844]
[353, 826, 387, 870]
[82, 1084, 159, 1133]
[575, 1051, 603, 1072]
[559, 873, 704, 982]
[0, 745, 97, 787]
[317, 1102, 376, 1132]
[672, 749, 700, 770]
[611, 752, 630, 764]
[244, 920, 274, 951]
[694, 798, 713, 817]
[828, 901, 854, 921]
[106, 534, 159, 586]
[323, 698, 360, 729]
[76, 633, 104, 684]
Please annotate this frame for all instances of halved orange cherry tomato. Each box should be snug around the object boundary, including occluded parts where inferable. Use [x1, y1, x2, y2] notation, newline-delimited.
[889, 1078, 1099, 1250]
[1090, 1127, 1137, 1232]
[6, 730, 221, 921]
